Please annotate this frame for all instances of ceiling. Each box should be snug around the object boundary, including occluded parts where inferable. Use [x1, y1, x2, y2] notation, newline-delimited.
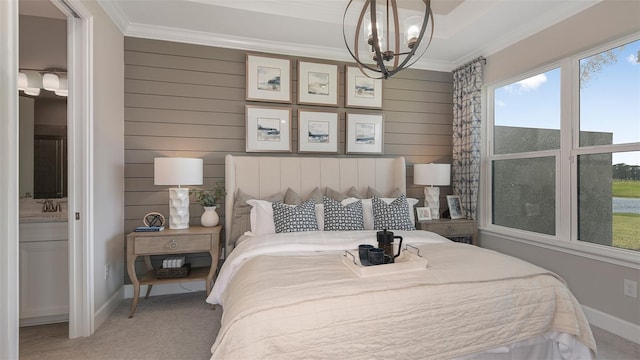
[97, 0, 602, 72]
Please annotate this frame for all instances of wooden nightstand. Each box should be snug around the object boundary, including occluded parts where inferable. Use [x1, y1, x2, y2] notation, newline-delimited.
[416, 219, 477, 245]
[126, 225, 222, 318]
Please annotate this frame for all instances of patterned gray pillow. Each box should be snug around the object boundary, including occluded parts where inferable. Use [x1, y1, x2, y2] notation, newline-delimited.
[372, 194, 415, 230]
[272, 199, 319, 233]
[323, 196, 364, 231]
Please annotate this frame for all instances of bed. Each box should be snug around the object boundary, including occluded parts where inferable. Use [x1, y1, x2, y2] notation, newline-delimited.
[206, 155, 596, 359]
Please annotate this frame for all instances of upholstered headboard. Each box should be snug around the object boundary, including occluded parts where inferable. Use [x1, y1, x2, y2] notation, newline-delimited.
[224, 155, 407, 254]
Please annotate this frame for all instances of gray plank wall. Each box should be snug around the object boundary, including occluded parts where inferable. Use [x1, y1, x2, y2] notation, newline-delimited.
[124, 37, 453, 238]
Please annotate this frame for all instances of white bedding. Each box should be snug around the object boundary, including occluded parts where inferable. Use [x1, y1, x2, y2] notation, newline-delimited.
[207, 231, 596, 360]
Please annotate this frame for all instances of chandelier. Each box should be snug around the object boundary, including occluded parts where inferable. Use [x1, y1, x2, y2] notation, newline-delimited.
[343, 0, 434, 79]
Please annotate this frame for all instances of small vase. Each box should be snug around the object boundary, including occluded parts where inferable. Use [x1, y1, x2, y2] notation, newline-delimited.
[200, 206, 219, 227]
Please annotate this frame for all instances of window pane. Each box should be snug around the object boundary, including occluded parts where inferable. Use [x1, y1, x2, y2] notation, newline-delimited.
[492, 157, 555, 235]
[493, 68, 561, 154]
[579, 39, 640, 146]
[578, 151, 640, 251]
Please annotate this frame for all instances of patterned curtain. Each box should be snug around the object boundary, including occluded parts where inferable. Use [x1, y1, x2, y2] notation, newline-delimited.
[452, 57, 484, 220]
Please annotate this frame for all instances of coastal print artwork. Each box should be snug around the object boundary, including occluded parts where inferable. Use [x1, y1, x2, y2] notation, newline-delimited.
[307, 72, 330, 96]
[307, 121, 329, 143]
[257, 66, 281, 92]
[354, 75, 375, 98]
[257, 117, 281, 142]
[298, 110, 338, 153]
[246, 55, 291, 103]
[346, 113, 383, 154]
[345, 66, 382, 109]
[298, 61, 338, 106]
[355, 122, 375, 144]
[246, 105, 291, 152]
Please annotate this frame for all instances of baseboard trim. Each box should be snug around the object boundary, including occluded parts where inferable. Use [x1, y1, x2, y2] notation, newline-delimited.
[94, 286, 124, 331]
[123, 281, 205, 299]
[583, 304, 640, 344]
[19, 314, 68, 327]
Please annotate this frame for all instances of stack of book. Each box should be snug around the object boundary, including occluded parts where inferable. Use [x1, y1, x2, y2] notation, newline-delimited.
[134, 226, 164, 232]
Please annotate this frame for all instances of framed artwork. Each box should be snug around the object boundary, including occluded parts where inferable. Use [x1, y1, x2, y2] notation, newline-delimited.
[245, 105, 292, 152]
[416, 207, 432, 221]
[298, 109, 339, 153]
[246, 54, 292, 103]
[345, 66, 383, 109]
[297, 61, 338, 106]
[446, 195, 464, 219]
[345, 113, 384, 154]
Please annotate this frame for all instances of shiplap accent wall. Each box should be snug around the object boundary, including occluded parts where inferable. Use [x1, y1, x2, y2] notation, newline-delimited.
[124, 37, 453, 234]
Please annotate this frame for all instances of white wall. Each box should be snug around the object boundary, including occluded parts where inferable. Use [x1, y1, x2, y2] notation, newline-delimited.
[482, 0, 640, 341]
[82, 0, 125, 324]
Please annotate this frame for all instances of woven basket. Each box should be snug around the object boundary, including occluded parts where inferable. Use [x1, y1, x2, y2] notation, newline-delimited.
[154, 263, 191, 279]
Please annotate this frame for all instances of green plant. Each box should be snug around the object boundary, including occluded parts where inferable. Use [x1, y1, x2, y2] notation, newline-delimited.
[190, 183, 226, 207]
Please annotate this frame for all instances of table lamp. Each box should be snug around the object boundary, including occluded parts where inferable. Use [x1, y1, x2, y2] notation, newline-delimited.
[414, 163, 451, 220]
[154, 157, 203, 229]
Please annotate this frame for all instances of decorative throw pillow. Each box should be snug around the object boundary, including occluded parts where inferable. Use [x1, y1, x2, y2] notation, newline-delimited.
[284, 188, 302, 205]
[323, 196, 364, 231]
[372, 194, 416, 230]
[367, 186, 403, 199]
[347, 187, 365, 199]
[324, 187, 348, 201]
[306, 187, 324, 204]
[229, 189, 283, 245]
[272, 199, 319, 233]
[343, 195, 418, 230]
[247, 199, 279, 235]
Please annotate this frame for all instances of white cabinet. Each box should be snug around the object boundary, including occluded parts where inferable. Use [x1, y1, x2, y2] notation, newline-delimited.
[19, 221, 68, 326]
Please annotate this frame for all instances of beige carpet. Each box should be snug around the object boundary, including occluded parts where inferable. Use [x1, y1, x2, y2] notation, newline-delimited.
[20, 291, 640, 360]
[20, 291, 221, 360]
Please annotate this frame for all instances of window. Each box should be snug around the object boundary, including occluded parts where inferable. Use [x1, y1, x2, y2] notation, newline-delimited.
[487, 37, 640, 254]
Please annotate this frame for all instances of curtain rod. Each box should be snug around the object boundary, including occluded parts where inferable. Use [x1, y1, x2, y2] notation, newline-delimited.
[452, 57, 486, 73]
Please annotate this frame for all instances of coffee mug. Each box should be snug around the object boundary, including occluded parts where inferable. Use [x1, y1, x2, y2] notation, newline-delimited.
[368, 247, 391, 265]
[358, 244, 374, 263]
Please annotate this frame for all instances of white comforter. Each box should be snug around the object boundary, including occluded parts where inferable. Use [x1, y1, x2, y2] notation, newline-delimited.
[207, 231, 596, 360]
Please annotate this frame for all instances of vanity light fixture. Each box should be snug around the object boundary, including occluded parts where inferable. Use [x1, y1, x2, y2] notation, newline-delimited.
[343, 0, 434, 79]
[17, 69, 68, 97]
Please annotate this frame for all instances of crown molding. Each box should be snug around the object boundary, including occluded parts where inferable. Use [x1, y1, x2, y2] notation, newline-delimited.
[124, 22, 456, 72]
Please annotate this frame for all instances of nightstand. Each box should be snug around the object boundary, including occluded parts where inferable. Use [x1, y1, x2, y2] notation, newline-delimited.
[416, 218, 477, 245]
[126, 225, 222, 318]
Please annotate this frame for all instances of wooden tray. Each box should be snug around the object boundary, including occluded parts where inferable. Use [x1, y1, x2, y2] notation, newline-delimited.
[342, 249, 427, 277]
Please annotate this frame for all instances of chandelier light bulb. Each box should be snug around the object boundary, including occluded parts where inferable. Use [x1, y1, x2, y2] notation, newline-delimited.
[405, 16, 422, 49]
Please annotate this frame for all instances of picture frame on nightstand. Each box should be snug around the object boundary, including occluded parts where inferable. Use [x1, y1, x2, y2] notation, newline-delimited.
[416, 207, 432, 221]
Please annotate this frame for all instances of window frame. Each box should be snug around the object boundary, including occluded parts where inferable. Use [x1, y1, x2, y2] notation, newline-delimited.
[482, 33, 640, 269]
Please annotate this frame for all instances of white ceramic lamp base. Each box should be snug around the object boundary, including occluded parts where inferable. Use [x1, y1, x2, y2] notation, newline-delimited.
[424, 186, 440, 220]
[168, 187, 190, 229]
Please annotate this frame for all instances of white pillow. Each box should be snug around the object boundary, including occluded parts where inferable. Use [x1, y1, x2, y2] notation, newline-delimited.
[247, 199, 276, 235]
[248, 199, 324, 235]
[342, 196, 418, 230]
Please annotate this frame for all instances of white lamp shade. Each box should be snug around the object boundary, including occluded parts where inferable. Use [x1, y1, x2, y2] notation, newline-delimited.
[414, 163, 451, 186]
[24, 88, 40, 96]
[154, 157, 203, 186]
[42, 73, 60, 91]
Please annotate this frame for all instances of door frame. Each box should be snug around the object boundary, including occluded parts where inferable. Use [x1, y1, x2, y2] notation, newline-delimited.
[53, 0, 95, 339]
[0, 2, 94, 356]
